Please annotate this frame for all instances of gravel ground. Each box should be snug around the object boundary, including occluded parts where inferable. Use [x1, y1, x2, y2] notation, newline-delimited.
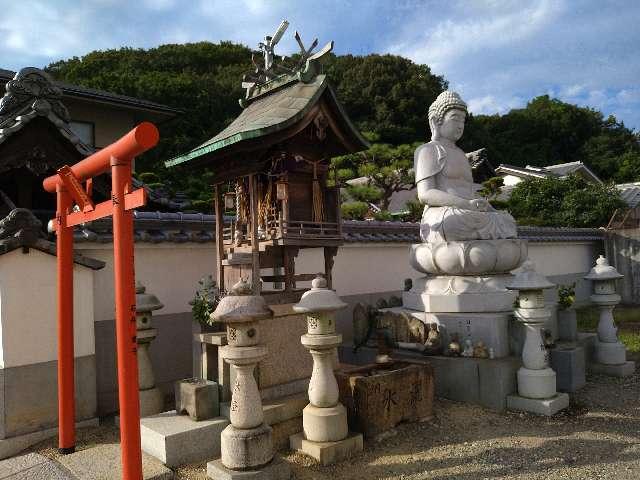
[29, 369, 640, 480]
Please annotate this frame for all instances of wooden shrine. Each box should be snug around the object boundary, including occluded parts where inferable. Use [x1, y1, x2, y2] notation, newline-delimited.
[166, 21, 369, 303]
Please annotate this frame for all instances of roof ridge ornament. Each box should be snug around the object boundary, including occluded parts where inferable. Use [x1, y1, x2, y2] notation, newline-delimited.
[240, 20, 334, 107]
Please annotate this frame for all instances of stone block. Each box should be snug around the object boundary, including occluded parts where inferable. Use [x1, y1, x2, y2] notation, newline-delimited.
[220, 424, 273, 470]
[140, 410, 229, 467]
[175, 378, 219, 421]
[402, 289, 516, 314]
[558, 309, 578, 342]
[258, 309, 312, 390]
[58, 443, 173, 480]
[506, 393, 569, 416]
[590, 361, 636, 377]
[577, 332, 597, 363]
[336, 361, 434, 438]
[207, 455, 291, 479]
[478, 356, 519, 410]
[550, 346, 586, 392]
[270, 416, 302, 452]
[289, 431, 363, 466]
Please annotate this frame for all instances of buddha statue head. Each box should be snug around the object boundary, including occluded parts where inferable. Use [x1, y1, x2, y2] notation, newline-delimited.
[428, 91, 468, 143]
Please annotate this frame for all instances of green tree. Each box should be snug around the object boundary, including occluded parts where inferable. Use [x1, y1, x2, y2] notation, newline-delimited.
[334, 142, 417, 211]
[507, 175, 625, 228]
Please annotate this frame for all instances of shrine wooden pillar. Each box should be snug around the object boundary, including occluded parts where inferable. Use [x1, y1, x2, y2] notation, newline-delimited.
[248, 174, 261, 294]
[214, 184, 225, 292]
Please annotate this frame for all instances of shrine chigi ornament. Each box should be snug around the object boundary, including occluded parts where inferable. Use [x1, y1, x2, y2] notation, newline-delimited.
[289, 275, 363, 465]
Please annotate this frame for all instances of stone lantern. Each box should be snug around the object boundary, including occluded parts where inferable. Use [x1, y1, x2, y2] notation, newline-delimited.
[135, 281, 165, 417]
[506, 262, 569, 416]
[206, 280, 290, 480]
[289, 275, 363, 465]
[584, 255, 635, 376]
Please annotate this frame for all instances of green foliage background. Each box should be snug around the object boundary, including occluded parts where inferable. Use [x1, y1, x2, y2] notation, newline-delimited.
[46, 42, 639, 227]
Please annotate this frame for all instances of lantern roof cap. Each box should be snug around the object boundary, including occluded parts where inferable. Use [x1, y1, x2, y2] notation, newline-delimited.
[506, 260, 555, 291]
[135, 281, 164, 313]
[210, 279, 273, 324]
[293, 274, 347, 313]
[584, 255, 623, 281]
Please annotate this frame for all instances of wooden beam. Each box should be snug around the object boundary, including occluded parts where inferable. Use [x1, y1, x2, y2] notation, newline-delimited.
[214, 184, 225, 293]
[249, 174, 261, 294]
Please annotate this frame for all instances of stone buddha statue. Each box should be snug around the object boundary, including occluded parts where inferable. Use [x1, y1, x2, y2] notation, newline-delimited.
[415, 91, 517, 244]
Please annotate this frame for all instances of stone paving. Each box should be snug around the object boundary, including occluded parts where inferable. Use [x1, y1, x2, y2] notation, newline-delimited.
[0, 452, 75, 479]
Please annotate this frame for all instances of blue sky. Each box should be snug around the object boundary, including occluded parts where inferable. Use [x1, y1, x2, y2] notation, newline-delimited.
[1, 0, 639, 130]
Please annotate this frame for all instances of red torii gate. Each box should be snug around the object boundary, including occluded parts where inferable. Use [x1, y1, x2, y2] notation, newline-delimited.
[43, 122, 159, 480]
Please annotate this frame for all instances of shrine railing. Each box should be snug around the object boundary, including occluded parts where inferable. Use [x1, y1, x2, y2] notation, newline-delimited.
[277, 219, 341, 239]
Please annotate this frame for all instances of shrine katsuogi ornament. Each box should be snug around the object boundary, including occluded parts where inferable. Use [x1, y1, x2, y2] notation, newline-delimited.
[584, 255, 635, 377]
[289, 275, 363, 465]
[506, 261, 569, 415]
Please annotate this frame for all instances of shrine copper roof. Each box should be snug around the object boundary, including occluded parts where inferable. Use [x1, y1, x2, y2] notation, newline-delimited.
[165, 74, 368, 168]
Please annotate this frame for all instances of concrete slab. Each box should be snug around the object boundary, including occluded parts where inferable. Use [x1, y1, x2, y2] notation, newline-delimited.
[289, 431, 363, 466]
[0, 418, 99, 460]
[140, 410, 229, 467]
[550, 346, 586, 392]
[506, 393, 570, 416]
[589, 361, 636, 377]
[58, 443, 173, 480]
[206, 455, 291, 479]
[0, 452, 75, 479]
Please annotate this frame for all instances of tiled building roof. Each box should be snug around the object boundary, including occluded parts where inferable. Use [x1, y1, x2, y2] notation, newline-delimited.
[68, 211, 604, 245]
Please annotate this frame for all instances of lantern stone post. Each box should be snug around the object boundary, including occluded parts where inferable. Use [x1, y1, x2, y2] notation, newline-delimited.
[135, 281, 165, 417]
[206, 280, 291, 480]
[585, 256, 635, 377]
[506, 262, 569, 416]
[289, 275, 363, 465]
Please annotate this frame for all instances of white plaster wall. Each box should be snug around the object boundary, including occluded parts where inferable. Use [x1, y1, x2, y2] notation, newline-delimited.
[527, 242, 598, 276]
[76, 243, 217, 320]
[0, 249, 95, 368]
[74, 240, 598, 325]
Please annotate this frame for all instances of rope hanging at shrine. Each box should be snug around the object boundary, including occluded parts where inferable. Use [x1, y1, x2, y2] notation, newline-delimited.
[235, 179, 248, 225]
[311, 160, 324, 222]
[258, 177, 273, 230]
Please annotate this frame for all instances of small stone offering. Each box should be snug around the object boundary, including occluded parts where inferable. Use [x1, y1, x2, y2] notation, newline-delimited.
[461, 339, 474, 357]
[445, 333, 462, 357]
[473, 341, 489, 359]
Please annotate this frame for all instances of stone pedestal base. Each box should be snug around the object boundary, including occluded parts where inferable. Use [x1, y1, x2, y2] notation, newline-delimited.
[517, 367, 556, 399]
[550, 346, 586, 392]
[175, 378, 220, 421]
[221, 424, 274, 470]
[400, 309, 511, 358]
[590, 361, 636, 377]
[289, 431, 363, 466]
[207, 455, 291, 480]
[506, 393, 569, 416]
[402, 281, 516, 313]
[595, 340, 627, 365]
[140, 387, 164, 418]
[302, 404, 348, 443]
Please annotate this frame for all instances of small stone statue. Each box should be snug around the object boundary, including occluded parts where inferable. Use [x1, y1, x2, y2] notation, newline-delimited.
[388, 295, 402, 308]
[461, 339, 474, 357]
[404, 278, 413, 292]
[473, 341, 489, 359]
[543, 329, 556, 349]
[445, 333, 462, 357]
[423, 323, 443, 355]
